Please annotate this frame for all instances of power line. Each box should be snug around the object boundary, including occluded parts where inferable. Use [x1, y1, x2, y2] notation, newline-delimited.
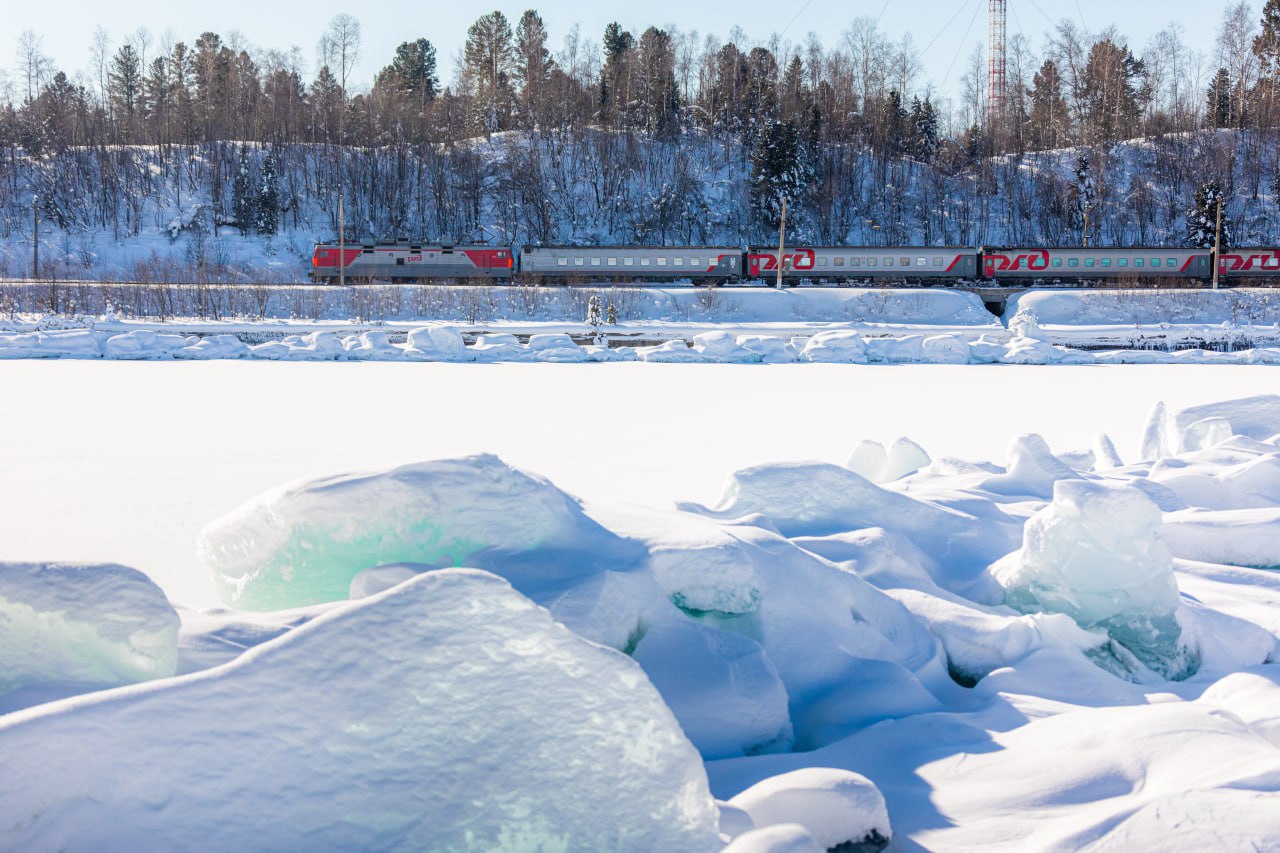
[920, 0, 978, 59]
[780, 0, 817, 37]
[943, 0, 985, 89]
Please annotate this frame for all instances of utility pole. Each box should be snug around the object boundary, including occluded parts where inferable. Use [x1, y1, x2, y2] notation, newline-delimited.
[776, 195, 787, 291]
[32, 195, 39, 279]
[338, 192, 345, 288]
[1212, 194, 1223, 290]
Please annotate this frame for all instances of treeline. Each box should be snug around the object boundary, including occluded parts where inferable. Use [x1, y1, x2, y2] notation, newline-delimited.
[3, 3, 1280, 269]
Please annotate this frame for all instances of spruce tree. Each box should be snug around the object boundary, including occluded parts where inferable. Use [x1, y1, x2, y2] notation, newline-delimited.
[750, 119, 812, 233]
[1186, 181, 1233, 251]
[232, 144, 255, 236]
[256, 150, 280, 235]
[1207, 68, 1233, 128]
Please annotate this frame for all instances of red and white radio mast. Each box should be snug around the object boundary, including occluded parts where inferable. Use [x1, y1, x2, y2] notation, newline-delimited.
[988, 0, 1007, 128]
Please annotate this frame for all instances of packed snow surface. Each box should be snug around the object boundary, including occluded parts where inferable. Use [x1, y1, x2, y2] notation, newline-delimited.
[9, 367, 1280, 849]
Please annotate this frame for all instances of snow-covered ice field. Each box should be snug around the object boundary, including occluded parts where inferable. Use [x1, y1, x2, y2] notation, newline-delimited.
[6, 361, 1280, 850]
[3, 362, 1278, 609]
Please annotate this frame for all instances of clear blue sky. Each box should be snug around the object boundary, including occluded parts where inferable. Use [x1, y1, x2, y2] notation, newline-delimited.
[6, 0, 1232, 102]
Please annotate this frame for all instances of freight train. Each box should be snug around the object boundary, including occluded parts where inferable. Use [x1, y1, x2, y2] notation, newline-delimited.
[310, 239, 1280, 286]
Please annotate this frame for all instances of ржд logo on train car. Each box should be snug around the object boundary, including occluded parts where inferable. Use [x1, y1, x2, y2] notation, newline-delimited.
[984, 249, 1050, 273]
[1219, 250, 1280, 271]
[748, 249, 817, 275]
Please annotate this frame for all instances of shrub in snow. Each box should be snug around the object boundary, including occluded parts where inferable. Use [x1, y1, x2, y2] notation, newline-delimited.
[0, 570, 722, 851]
[197, 454, 643, 610]
[0, 562, 179, 695]
[992, 480, 1198, 681]
[728, 768, 891, 853]
[633, 619, 794, 759]
[799, 331, 867, 363]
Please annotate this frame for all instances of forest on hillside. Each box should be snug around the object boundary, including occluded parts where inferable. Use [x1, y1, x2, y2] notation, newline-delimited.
[3, 3, 1280, 279]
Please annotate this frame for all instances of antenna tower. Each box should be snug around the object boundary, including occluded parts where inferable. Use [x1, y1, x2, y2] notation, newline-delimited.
[988, 0, 1007, 128]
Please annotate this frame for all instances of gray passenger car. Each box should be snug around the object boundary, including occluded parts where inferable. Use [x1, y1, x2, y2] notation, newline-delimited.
[520, 246, 741, 282]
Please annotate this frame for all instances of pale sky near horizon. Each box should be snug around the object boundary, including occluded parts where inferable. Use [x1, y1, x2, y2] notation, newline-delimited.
[5, 0, 1236, 106]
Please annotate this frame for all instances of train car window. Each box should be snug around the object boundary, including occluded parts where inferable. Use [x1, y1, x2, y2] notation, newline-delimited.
[900, 257, 910, 266]
[1134, 258, 1144, 268]
[692, 258, 700, 267]
[1069, 258, 1079, 267]
[657, 258, 667, 266]
[558, 258, 568, 266]
[625, 258, 635, 266]
[575, 258, 584, 266]
[917, 258, 927, 266]
[817, 259, 827, 268]
[1118, 258, 1128, 267]
[608, 258, 617, 266]
[869, 258, 878, 267]
[933, 258, 943, 267]
[591, 258, 601, 266]
[1101, 259, 1112, 267]
[1052, 258, 1063, 268]
[1151, 258, 1161, 267]
[1085, 258, 1096, 267]
[641, 258, 651, 266]
[673, 258, 683, 266]
[834, 257, 846, 267]
[1167, 258, 1177, 267]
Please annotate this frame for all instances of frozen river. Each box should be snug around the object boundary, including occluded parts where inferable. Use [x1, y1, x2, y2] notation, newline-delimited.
[4, 361, 1280, 608]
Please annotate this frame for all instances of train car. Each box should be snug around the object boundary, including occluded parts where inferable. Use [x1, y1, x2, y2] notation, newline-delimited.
[1218, 248, 1280, 281]
[981, 247, 1211, 281]
[746, 247, 978, 281]
[310, 240, 516, 282]
[519, 246, 742, 282]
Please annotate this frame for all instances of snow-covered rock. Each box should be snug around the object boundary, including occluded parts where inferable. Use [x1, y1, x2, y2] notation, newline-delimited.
[0, 570, 722, 852]
[729, 768, 891, 853]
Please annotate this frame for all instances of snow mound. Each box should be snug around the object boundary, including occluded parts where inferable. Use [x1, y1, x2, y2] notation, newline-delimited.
[722, 824, 822, 853]
[0, 562, 179, 696]
[0, 570, 721, 851]
[405, 325, 472, 361]
[103, 330, 189, 359]
[649, 537, 761, 616]
[197, 454, 642, 609]
[1143, 395, 1280, 458]
[637, 339, 704, 362]
[1161, 507, 1280, 568]
[983, 433, 1081, 498]
[799, 331, 867, 363]
[992, 481, 1197, 680]
[692, 331, 763, 364]
[174, 334, 250, 360]
[729, 768, 891, 853]
[634, 619, 793, 760]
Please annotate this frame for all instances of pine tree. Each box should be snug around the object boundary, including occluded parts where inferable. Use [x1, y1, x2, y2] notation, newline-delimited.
[464, 11, 517, 134]
[1186, 181, 1233, 250]
[1028, 59, 1071, 149]
[1255, 0, 1280, 74]
[108, 44, 143, 137]
[256, 150, 280, 235]
[374, 39, 439, 110]
[232, 144, 255, 235]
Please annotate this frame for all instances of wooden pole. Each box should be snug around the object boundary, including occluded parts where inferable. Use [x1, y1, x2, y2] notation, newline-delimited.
[1212, 194, 1223, 290]
[32, 195, 39, 279]
[339, 191, 345, 289]
[776, 195, 787, 291]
